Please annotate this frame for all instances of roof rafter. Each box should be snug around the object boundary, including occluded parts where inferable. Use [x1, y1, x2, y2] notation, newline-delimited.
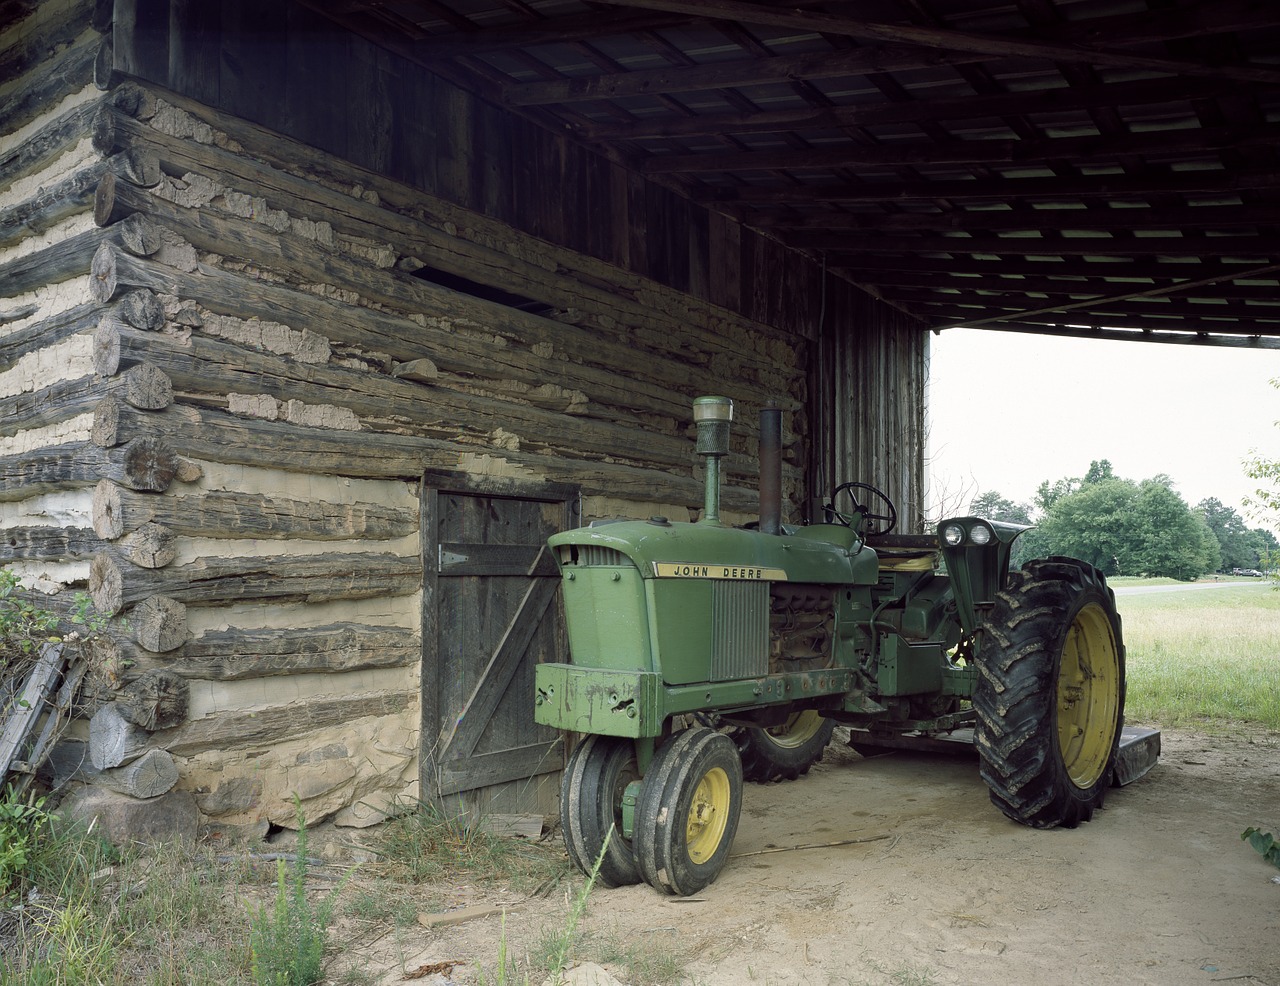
[586, 0, 1280, 86]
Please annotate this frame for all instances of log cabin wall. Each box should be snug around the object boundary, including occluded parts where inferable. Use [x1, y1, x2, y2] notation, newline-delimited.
[1, 0, 926, 831]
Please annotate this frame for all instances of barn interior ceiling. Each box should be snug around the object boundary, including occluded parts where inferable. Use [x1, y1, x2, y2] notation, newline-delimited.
[304, 0, 1280, 349]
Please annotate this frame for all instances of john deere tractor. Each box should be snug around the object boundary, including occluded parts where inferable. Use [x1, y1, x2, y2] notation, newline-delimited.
[534, 396, 1127, 895]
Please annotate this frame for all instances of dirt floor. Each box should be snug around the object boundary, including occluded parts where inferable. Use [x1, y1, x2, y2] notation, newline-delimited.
[334, 728, 1280, 986]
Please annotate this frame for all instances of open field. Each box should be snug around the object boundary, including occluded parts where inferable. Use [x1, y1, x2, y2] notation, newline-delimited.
[1117, 582, 1280, 733]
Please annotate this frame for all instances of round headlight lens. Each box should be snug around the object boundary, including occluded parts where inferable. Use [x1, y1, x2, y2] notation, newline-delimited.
[942, 524, 965, 546]
[970, 524, 993, 546]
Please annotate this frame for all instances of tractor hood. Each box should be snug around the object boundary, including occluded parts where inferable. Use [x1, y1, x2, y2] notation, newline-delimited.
[549, 519, 879, 586]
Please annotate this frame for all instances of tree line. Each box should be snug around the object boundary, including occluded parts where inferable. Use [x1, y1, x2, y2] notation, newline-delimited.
[969, 459, 1278, 581]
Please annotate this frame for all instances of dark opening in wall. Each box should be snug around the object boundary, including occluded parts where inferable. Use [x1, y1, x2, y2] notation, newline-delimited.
[409, 264, 556, 317]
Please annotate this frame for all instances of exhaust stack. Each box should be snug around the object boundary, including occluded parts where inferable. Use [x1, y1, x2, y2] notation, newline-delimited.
[693, 396, 733, 525]
[759, 404, 782, 535]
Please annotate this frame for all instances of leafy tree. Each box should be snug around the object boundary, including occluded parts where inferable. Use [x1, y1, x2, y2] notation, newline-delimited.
[968, 491, 1033, 526]
[1083, 459, 1116, 485]
[1243, 377, 1280, 535]
[1128, 480, 1220, 581]
[1029, 471, 1217, 580]
[1198, 498, 1256, 571]
[1033, 478, 1136, 575]
[1034, 476, 1079, 513]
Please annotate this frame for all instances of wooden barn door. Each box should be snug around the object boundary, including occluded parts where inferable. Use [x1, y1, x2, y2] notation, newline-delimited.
[420, 472, 577, 820]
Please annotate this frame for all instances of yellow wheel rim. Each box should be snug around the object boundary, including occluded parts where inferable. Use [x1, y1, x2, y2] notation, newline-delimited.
[686, 766, 732, 864]
[1057, 602, 1122, 789]
[765, 710, 825, 749]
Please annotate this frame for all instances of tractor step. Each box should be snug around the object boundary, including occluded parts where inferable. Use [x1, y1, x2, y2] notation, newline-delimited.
[846, 724, 1160, 787]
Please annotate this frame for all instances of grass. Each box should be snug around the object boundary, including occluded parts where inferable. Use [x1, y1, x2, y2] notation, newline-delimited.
[1118, 582, 1280, 733]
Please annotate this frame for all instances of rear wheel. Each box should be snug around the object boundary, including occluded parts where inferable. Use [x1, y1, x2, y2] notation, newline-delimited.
[734, 711, 835, 782]
[560, 734, 641, 887]
[635, 727, 743, 895]
[974, 558, 1125, 828]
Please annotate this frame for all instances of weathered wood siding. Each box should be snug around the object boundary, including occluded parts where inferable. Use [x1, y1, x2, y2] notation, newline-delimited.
[2, 0, 927, 829]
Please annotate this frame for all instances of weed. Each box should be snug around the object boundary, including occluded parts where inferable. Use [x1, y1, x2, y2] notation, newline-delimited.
[372, 799, 566, 893]
[1242, 826, 1280, 868]
[248, 800, 347, 986]
[0, 787, 51, 897]
[581, 929, 687, 985]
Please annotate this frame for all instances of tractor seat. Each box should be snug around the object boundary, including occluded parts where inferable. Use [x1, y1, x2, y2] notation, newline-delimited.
[865, 533, 940, 572]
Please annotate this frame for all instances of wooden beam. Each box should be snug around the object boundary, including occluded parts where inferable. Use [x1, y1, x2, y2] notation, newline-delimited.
[851, 268, 1280, 301]
[754, 201, 1280, 234]
[642, 120, 1280, 174]
[788, 231, 1278, 258]
[828, 254, 1280, 282]
[507, 43, 992, 106]
[707, 167, 1280, 206]
[585, 0, 1280, 86]
[582, 75, 1230, 142]
[939, 322, 1280, 349]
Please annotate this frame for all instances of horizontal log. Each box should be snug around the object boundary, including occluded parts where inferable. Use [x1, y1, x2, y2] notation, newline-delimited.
[0, 437, 181, 502]
[159, 690, 415, 756]
[0, 525, 103, 563]
[89, 399, 760, 510]
[94, 315, 702, 474]
[92, 479, 419, 541]
[0, 23, 95, 136]
[0, 225, 107, 301]
[96, 95, 803, 367]
[0, 151, 160, 250]
[0, 0, 92, 86]
[0, 375, 99, 440]
[0, 302, 99, 375]
[89, 549, 422, 615]
[99, 189, 798, 406]
[0, 100, 98, 196]
[122, 622, 419, 680]
[83, 242, 694, 426]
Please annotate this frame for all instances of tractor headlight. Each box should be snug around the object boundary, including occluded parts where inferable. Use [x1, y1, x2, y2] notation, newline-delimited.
[942, 524, 965, 546]
[969, 524, 993, 545]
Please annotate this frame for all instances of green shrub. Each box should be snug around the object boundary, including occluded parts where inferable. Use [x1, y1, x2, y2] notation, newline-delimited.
[248, 801, 344, 986]
[0, 786, 51, 898]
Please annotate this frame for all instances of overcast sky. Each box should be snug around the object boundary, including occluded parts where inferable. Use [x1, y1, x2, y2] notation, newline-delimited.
[926, 328, 1280, 528]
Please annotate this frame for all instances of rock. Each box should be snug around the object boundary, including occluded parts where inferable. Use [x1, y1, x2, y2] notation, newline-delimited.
[58, 786, 199, 846]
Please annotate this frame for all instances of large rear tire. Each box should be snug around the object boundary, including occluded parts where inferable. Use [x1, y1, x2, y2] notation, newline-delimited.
[560, 734, 641, 887]
[734, 711, 835, 782]
[635, 727, 743, 895]
[974, 557, 1126, 829]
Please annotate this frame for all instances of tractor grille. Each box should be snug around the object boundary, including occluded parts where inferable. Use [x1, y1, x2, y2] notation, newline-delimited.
[710, 581, 769, 681]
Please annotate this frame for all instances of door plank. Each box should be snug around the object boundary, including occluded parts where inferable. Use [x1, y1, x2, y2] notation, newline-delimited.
[438, 572, 560, 761]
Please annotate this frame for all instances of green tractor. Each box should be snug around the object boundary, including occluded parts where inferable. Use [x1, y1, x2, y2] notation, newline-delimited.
[535, 396, 1130, 895]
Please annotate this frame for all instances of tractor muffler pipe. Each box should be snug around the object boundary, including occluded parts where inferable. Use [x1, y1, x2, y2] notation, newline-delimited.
[693, 396, 733, 526]
[759, 404, 782, 536]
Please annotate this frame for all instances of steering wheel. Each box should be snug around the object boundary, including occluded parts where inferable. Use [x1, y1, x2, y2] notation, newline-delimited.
[829, 481, 898, 537]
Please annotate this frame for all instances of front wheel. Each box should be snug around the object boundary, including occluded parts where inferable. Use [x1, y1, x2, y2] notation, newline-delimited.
[974, 558, 1126, 828]
[635, 727, 743, 895]
[560, 734, 641, 887]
